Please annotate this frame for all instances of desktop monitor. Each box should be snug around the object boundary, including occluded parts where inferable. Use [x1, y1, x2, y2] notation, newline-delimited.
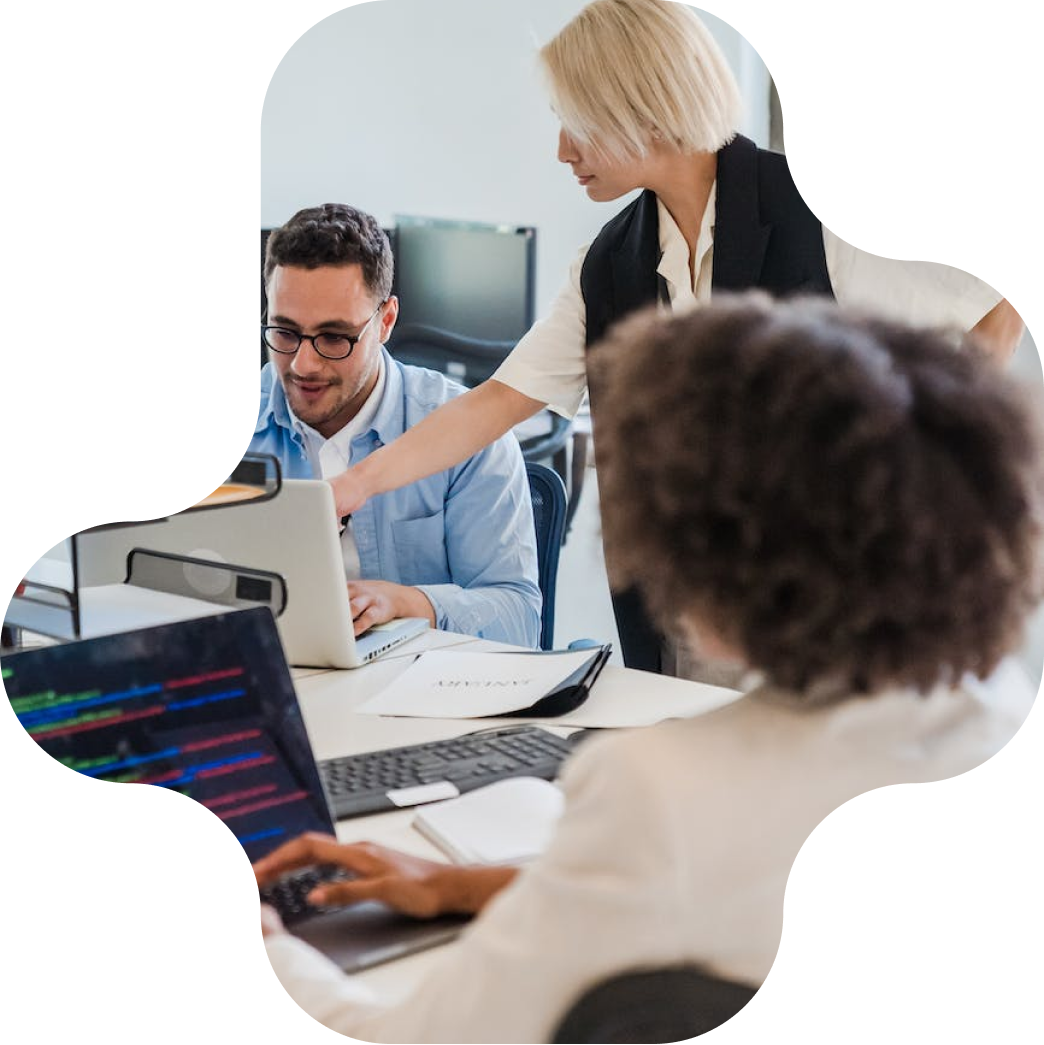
[390, 216, 536, 343]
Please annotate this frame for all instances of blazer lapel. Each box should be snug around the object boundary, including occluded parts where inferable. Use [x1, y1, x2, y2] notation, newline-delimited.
[609, 189, 663, 317]
[712, 134, 772, 292]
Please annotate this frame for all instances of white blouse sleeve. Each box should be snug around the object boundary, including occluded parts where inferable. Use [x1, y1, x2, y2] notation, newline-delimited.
[491, 246, 590, 419]
[824, 227, 1002, 331]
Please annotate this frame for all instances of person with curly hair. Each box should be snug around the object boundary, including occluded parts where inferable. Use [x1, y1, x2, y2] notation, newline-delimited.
[256, 297, 1041, 1043]
[594, 295, 1042, 699]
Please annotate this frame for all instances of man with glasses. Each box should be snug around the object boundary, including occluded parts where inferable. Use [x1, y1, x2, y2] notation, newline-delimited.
[252, 203, 541, 647]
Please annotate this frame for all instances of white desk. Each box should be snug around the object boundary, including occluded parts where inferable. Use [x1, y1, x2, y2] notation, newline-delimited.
[286, 630, 743, 997]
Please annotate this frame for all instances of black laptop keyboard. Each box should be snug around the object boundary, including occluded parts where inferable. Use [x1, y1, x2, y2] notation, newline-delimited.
[260, 866, 356, 926]
[318, 724, 578, 820]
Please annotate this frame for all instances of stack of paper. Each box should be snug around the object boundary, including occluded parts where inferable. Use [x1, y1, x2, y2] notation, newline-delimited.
[413, 777, 565, 864]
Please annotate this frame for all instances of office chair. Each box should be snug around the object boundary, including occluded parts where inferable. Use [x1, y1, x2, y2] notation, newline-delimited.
[526, 462, 567, 651]
[389, 324, 582, 526]
[388, 322, 513, 387]
[552, 965, 758, 1043]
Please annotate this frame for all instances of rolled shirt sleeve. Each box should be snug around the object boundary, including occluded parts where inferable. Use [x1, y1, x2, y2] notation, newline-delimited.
[491, 248, 590, 419]
[824, 227, 1002, 331]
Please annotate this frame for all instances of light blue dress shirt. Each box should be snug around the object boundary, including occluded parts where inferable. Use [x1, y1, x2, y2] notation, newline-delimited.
[250, 353, 541, 647]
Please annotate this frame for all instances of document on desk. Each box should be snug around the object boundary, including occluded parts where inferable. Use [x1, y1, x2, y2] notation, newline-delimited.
[355, 648, 599, 718]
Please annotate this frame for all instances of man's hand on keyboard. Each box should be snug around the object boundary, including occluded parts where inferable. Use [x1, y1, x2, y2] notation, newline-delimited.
[252, 833, 517, 918]
[347, 580, 435, 636]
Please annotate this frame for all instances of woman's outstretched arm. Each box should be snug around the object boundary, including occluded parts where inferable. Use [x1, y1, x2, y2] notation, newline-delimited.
[329, 379, 547, 516]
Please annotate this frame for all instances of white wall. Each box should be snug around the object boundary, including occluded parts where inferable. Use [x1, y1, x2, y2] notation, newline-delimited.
[261, 0, 771, 318]
[261, 0, 1043, 382]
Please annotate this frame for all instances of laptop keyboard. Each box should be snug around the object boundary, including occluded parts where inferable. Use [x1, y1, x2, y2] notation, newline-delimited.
[260, 866, 356, 926]
[319, 724, 579, 820]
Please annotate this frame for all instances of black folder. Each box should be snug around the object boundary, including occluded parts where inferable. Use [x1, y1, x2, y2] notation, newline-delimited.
[497, 644, 613, 718]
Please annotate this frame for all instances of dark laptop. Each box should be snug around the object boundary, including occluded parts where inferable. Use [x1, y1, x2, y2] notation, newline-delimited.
[1, 607, 468, 971]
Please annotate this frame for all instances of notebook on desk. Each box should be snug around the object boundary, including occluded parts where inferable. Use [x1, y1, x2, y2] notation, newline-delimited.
[75, 479, 428, 668]
[1, 607, 468, 971]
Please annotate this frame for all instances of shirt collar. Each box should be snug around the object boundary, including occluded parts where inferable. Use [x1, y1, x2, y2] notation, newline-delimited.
[256, 361, 292, 435]
[655, 180, 717, 289]
[366, 348, 406, 446]
[289, 351, 388, 452]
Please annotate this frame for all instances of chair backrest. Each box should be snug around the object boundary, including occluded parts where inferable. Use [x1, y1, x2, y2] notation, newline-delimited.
[552, 965, 757, 1043]
[389, 323, 573, 467]
[389, 322, 514, 388]
[526, 462, 567, 650]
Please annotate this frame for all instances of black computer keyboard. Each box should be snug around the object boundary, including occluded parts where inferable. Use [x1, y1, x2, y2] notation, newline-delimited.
[318, 724, 579, 820]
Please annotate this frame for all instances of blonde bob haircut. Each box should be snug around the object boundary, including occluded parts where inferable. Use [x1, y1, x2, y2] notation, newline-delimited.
[540, 0, 743, 163]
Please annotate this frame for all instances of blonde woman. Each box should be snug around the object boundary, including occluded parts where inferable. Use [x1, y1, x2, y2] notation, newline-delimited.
[324, 0, 1022, 671]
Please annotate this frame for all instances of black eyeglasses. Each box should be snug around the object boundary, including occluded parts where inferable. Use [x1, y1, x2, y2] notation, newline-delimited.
[261, 301, 386, 361]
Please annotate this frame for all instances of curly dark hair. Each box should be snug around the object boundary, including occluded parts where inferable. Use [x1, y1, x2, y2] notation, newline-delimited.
[591, 294, 1044, 699]
[264, 203, 393, 303]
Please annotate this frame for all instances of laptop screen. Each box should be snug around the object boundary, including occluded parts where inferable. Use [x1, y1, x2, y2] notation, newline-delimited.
[2, 607, 335, 862]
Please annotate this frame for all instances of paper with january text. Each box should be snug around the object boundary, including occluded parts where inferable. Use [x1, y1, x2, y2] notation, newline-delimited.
[355, 649, 598, 718]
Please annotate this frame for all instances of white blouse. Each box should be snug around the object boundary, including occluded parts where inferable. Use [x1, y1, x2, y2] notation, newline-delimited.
[492, 188, 1002, 418]
[264, 659, 1032, 1044]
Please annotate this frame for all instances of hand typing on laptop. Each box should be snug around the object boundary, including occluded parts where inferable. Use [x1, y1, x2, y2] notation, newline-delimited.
[254, 833, 518, 927]
[347, 580, 436, 637]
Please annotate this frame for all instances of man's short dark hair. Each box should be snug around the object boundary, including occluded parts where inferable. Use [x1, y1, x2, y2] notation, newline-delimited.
[592, 294, 1044, 700]
[264, 203, 393, 304]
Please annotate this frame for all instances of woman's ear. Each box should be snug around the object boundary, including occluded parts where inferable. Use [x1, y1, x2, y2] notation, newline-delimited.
[679, 612, 745, 666]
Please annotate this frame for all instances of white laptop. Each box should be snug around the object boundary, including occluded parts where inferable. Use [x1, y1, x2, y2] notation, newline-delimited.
[75, 480, 429, 668]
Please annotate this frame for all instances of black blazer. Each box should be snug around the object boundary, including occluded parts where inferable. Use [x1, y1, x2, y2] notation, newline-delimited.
[579, 134, 833, 673]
